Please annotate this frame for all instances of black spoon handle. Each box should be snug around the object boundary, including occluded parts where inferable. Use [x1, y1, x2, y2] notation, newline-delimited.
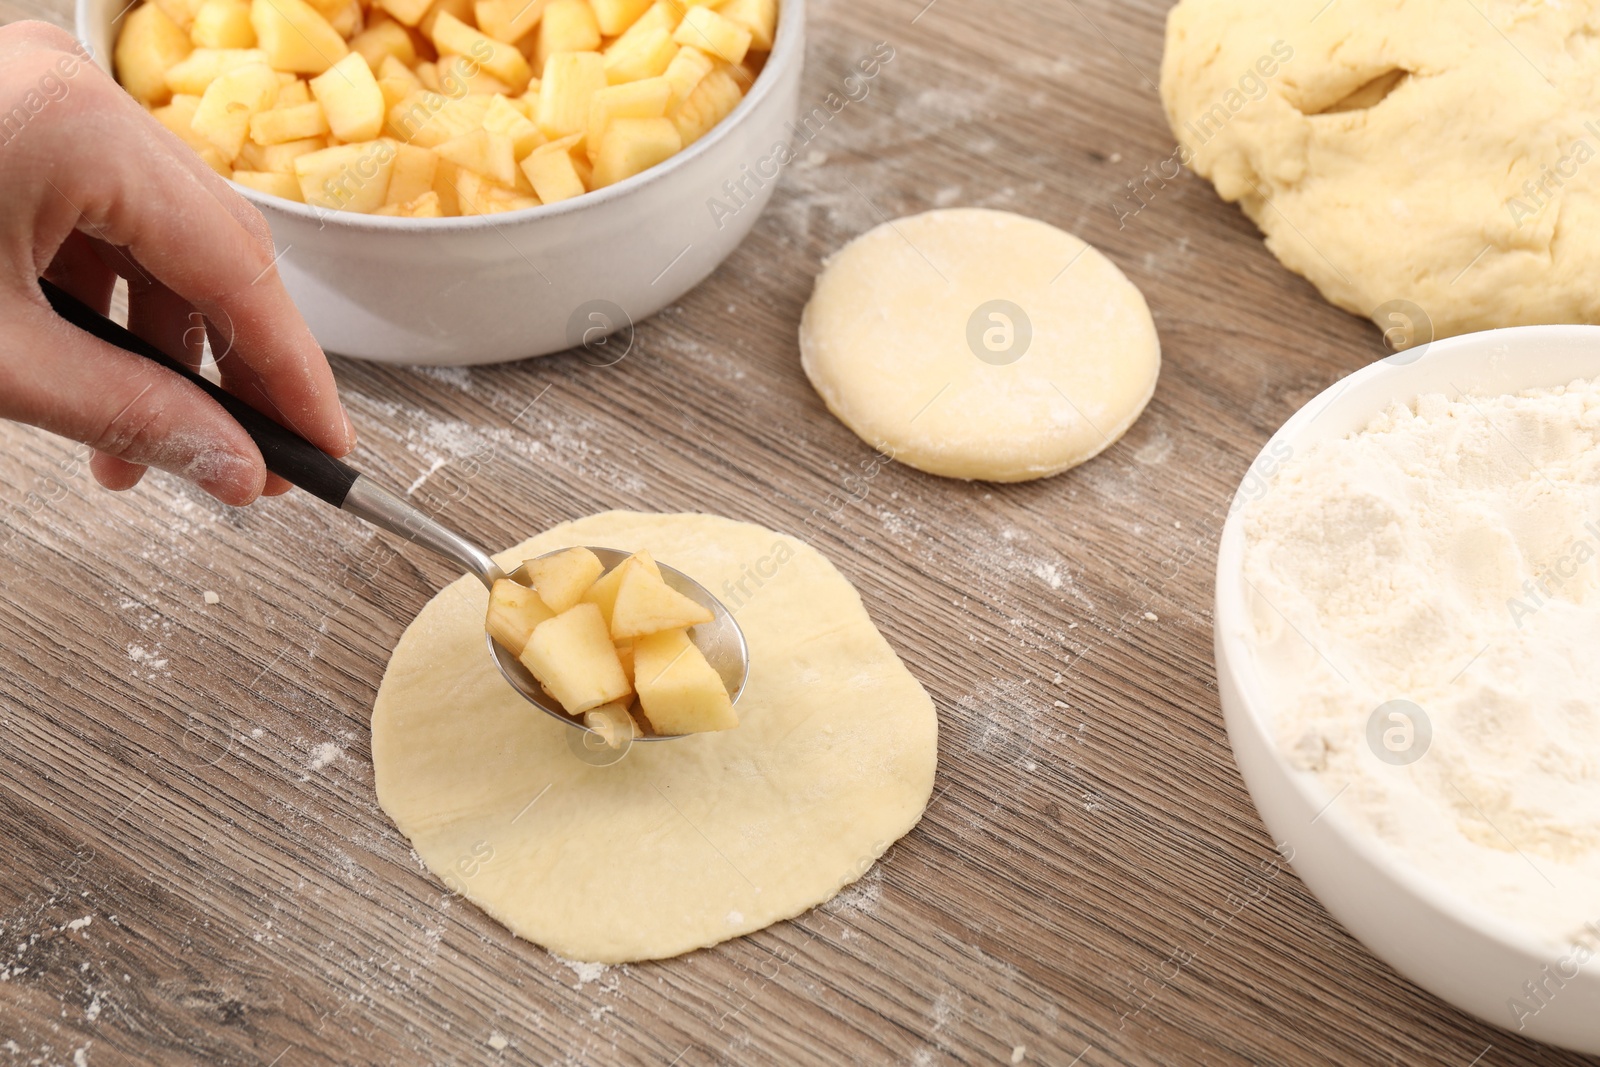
[38, 277, 360, 507]
[40, 277, 503, 583]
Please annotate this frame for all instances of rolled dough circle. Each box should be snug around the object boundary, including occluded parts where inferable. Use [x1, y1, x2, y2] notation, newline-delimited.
[371, 511, 937, 963]
[1161, 0, 1600, 338]
[799, 208, 1161, 482]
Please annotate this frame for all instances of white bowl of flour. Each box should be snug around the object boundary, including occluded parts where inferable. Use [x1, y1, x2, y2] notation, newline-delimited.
[1215, 326, 1600, 1054]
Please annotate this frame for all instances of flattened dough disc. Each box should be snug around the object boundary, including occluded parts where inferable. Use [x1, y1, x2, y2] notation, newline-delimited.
[372, 511, 938, 963]
[799, 208, 1160, 482]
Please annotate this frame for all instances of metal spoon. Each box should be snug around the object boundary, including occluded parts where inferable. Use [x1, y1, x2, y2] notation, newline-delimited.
[39, 279, 750, 739]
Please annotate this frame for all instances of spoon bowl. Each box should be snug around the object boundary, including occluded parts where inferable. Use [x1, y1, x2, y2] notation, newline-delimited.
[486, 547, 750, 740]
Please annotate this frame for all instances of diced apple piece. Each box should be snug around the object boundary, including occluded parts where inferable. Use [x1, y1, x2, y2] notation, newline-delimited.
[602, 26, 674, 84]
[246, 134, 326, 171]
[535, 50, 605, 137]
[582, 700, 639, 747]
[570, 151, 594, 188]
[482, 94, 544, 158]
[585, 76, 669, 161]
[383, 142, 439, 204]
[231, 168, 303, 199]
[606, 0, 682, 57]
[512, 548, 605, 613]
[386, 90, 492, 146]
[408, 190, 446, 216]
[519, 134, 585, 202]
[633, 628, 737, 734]
[152, 93, 205, 144]
[590, 0, 650, 35]
[375, 53, 422, 107]
[350, 19, 416, 72]
[672, 6, 751, 66]
[293, 140, 395, 211]
[661, 44, 711, 107]
[580, 550, 663, 628]
[275, 78, 311, 106]
[300, 0, 347, 22]
[117, 3, 194, 105]
[453, 169, 540, 213]
[373, 189, 445, 216]
[516, 85, 540, 120]
[474, 0, 545, 44]
[327, 0, 363, 37]
[153, 94, 230, 171]
[615, 643, 635, 689]
[377, 54, 417, 82]
[534, 0, 599, 71]
[591, 116, 679, 188]
[436, 55, 513, 97]
[608, 556, 712, 639]
[485, 577, 555, 655]
[717, 0, 774, 51]
[248, 100, 329, 143]
[192, 61, 279, 161]
[418, 0, 473, 38]
[376, 0, 431, 26]
[189, 0, 255, 47]
[519, 603, 631, 715]
[151, 0, 205, 31]
[434, 127, 517, 186]
[432, 11, 531, 91]
[309, 53, 385, 141]
[250, 0, 347, 74]
[431, 157, 461, 212]
[162, 46, 267, 94]
[669, 64, 739, 144]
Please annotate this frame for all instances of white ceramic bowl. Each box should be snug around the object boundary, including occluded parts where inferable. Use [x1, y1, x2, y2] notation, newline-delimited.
[1215, 326, 1600, 1054]
[78, 0, 804, 364]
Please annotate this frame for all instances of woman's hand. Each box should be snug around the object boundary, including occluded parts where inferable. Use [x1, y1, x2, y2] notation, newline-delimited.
[0, 20, 354, 506]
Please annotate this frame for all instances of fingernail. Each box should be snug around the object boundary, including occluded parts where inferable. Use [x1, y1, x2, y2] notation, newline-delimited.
[190, 451, 263, 505]
[342, 406, 357, 452]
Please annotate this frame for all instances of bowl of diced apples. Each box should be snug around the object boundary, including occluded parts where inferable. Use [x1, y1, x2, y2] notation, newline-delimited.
[79, 0, 802, 363]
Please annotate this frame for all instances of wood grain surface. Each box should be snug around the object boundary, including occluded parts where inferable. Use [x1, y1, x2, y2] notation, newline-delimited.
[0, 0, 1591, 1064]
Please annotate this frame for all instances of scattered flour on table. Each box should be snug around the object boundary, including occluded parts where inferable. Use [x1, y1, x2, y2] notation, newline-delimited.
[1031, 562, 1064, 590]
[553, 955, 608, 987]
[822, 867, 883, 916]
[344, 390, 650, 497]
[307, 742, 342, 770]
[1241, 379, 1600, 946]
[412, 365, 474, 392]
[126, 644, 165, 669]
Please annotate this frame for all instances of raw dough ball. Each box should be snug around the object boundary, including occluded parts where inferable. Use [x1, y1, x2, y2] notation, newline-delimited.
[371, 511, 937, 963]
[799, 208, 1160, 482]
[1161, 0, 1600, 339]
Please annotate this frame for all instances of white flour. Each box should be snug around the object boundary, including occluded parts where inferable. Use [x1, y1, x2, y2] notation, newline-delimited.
[1242, 379, 1600, 946]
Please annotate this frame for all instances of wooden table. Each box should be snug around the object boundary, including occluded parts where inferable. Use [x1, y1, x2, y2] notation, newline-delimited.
[0, 0, 1590, 1064]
